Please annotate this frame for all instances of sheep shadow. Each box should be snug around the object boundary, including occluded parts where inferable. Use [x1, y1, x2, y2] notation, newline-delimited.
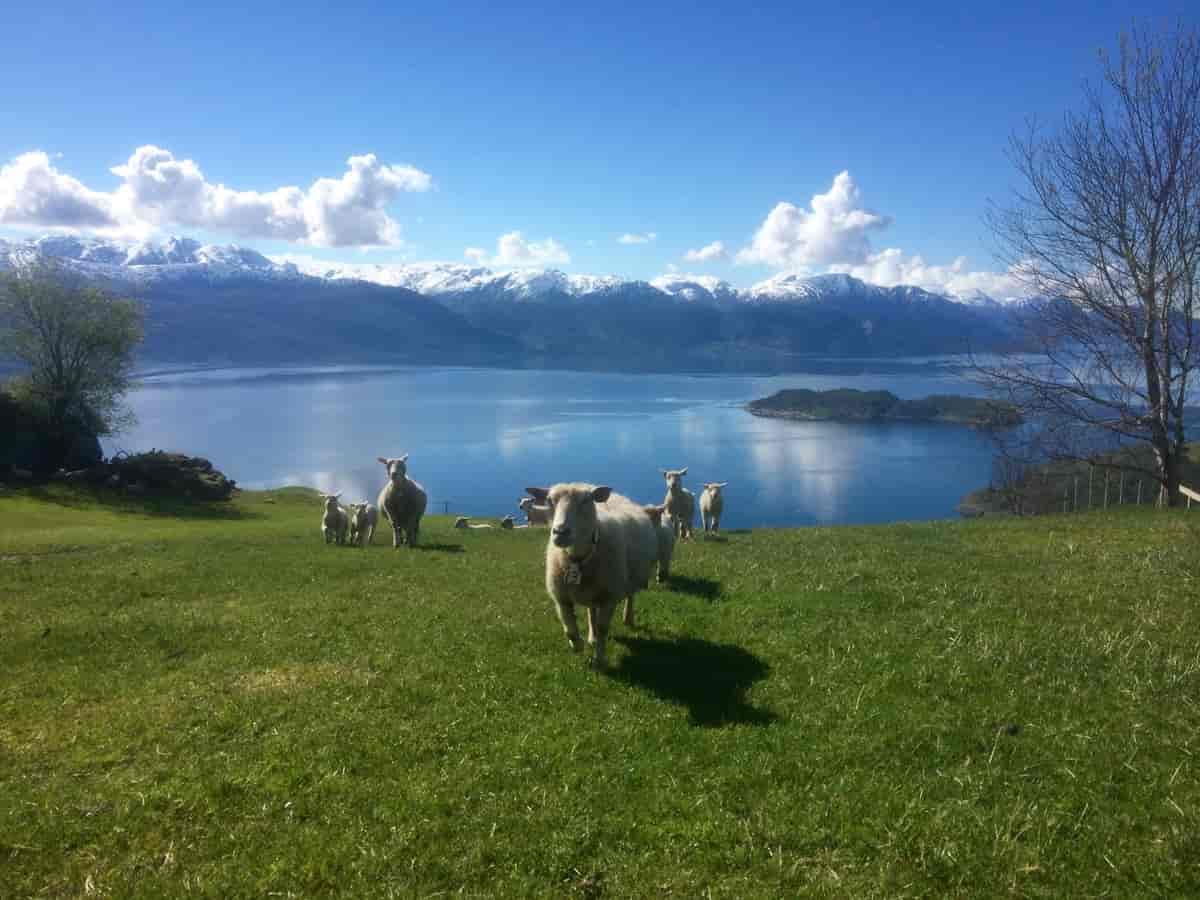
[701, 534, 729, 544]
[410, 542, 466, 554]
[664, 574, 721, 602]
[611, 636, 776, 728]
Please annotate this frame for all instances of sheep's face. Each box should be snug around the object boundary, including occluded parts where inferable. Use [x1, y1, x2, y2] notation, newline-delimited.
[662, 467, 688, 490]
[320, 493, 341, 514]
[518, 497, 533, 512]
[378, 455, 409, 484]
[527, 484, 612, 553]
[703, 482, 728, 498]
[642, 504, 667, 526]
[500, 516, 515, 529]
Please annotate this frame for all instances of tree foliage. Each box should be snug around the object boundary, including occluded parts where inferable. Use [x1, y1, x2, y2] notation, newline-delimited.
[980, 24, 1200, 504]
[0, 263, 143, 471]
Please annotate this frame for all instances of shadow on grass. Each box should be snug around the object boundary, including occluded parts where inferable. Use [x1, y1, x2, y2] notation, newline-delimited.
[411, 542, 466, 553]
[612, 635, 776, 727]
[701, 534, 729, 544]
[22, 485, 255, 520]
[665, 574, 721, 601]
[723, 529, 752, 536]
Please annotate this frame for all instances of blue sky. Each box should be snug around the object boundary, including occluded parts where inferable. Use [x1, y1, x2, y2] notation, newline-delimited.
[0, 1, 1194, 293]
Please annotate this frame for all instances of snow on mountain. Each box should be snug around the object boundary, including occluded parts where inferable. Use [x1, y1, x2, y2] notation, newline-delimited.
[0, 234, 1017, 308]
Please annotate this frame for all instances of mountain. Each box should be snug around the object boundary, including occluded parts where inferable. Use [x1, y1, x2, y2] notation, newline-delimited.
[0, 235, 1026, 369]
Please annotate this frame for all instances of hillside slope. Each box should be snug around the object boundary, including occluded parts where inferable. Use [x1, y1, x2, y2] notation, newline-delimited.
[2, 486, 1198, 897]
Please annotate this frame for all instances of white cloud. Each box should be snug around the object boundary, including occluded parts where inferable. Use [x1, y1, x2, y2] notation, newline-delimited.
[466, 231, 570, 267]
[684, 240, 728, 263]
[617, 231, 656, 245]
[0, 146, 431, 248]
[0, 152, 119, 229]
[737, 171, 889, 268]
[827, 248, 1028, 301]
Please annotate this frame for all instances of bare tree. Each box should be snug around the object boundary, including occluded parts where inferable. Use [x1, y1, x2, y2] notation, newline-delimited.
[0, 263, 143, 471]
[979, 24, 1200, 505]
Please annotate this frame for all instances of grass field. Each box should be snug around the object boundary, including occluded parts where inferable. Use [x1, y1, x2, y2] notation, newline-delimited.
[2, 485, 1200, 898]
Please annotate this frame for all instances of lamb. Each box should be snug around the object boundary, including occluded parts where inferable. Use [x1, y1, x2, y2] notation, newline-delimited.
[526, 483, 658, 670]
[376, 455, 428, 548]
[661, 467, 696, 540]
[518, 496, 553, 526]
[347, 501, 378, 546]
[319, 492, 349, 545]
[700, 482, 729, 534]
[641, 503, 676, 583]
[453, 516, 494, 529]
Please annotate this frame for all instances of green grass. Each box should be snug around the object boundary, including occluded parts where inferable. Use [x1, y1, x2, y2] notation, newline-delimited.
[2, 485, 1200, 898]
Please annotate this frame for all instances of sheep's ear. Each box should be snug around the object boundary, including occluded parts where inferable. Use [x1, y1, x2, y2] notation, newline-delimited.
[679, 467, 688, 476]
[642, 504, 664, 524]
[526, 486, 550, 502]
[333, 492, 342, 499]
[399, 454, 409, 463]
[717, 481, 729, 488]
[377, 457, 389, 466]
[592, 486, 612, 503]
[661, 469, 670, 478]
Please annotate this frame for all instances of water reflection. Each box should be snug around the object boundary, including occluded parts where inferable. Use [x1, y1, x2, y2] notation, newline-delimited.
[113, 365, 998, 528]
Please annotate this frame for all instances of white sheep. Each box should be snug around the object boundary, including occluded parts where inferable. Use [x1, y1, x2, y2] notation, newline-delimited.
[347, 501, 378, 547]
[700, 482, 729, 534]
[319, 492, 349, 545]
[453, 516, 494, 529]
[641, 503, 676, 583]
[518, 496, 553, 526]
[376, 455, 428, 548]
[661, 467, 696, 540]
[526, 483, 658, 670]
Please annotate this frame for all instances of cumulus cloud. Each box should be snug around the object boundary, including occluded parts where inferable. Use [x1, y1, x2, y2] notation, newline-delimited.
[0, 152, 119, 229]
[617, 231, 656, 245]
[737, 171, 889, 268]
[0, 146, 431, 247]
[828, 248, 1028, 301]
[466, 231, 570, 267]
[683, 240, 728, 263]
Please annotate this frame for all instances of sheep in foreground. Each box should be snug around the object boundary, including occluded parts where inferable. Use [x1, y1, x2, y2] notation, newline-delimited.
[453, 516, 494, 529]
[518, 496, 553, 526]
[700, 482, 729, 534]
[376, 455, 428, 548]
[661, 467, 696, 540]
[526, 483, 658, 670]
[319, 493, 349, 545]
[347, 501, 378, 546]
[642, 503, 676, 583]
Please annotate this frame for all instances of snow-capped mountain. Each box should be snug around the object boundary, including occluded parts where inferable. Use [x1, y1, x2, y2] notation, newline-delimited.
[0, 234, 1026, 368]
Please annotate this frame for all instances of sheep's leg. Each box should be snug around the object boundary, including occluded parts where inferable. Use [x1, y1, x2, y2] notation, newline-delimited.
[622, 593, 635, 628]
[588, 600, 616, 670]
[713, 515, 720, 534]
[408, 520, 420, 548]
[702, 512, 710, 533]
[658, 557, 670, 583]
[392, 525, 403, 549]
[555, 598, 584, 652]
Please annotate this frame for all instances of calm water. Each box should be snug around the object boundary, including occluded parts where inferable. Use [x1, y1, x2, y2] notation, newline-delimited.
[108, 365, 998, 529]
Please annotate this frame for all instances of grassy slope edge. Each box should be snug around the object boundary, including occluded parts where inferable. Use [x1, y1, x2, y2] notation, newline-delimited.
[2, 485, 1199, 898]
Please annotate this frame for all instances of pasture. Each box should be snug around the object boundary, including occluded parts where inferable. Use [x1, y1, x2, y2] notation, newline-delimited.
[2, 485, 1199, 897]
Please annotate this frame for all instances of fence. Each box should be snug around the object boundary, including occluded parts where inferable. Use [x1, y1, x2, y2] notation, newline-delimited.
[1056, 472, 1200, 513]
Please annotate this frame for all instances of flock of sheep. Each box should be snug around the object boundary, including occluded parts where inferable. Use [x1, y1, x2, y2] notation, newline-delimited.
[318, 456, 730, 669]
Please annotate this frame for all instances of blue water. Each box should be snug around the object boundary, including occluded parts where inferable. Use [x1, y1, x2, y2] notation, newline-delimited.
[107, 365, 998, 528]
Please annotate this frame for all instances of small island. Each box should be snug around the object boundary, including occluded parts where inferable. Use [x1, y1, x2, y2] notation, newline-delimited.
[746, 388, 1022, 427]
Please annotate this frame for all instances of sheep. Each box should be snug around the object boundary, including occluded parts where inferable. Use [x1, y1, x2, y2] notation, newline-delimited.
[376, 455, 428, 548]
[319, 492, 349, 545]
[453, 516, 494, 529]
[641, 503, 676, 583]
[518, 496, 553, 526]
[499, 515, 528, 529]
[347, 501, 378, 546]
[661, 467, 696, 540]
[700, 482, 729, 534]
[526, 483, 658, 670]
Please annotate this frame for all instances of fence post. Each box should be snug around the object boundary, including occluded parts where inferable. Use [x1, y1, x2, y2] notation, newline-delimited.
[1119, 473, 1125, 506]
[1088, 465, 1094, 509]
[1073, 476, 1079, 512]
[1137, 479, 1143, 505]
[1063, 487, 1070, 514]
[1104, 471, 1110, 509]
